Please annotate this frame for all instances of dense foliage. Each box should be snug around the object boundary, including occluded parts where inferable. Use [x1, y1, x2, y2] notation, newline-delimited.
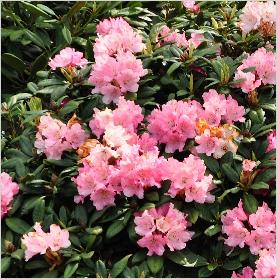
[1, 1, 276, 278]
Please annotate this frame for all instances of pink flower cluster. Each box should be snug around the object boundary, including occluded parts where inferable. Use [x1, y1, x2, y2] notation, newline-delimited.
[134, 203, 194, 256]
[158, 25, 204, 49]
[73, 98, 215, 210]
[21, 223, 70, 261]
[162, 155, 215, 203]
[232, 249, 276, 278]
[182, 0, 200, 13]
[89, 18, 147, 104]
[89, 96, 143, 138]
[34, 114, 89, 160]
[234, 47, 276, 93]
[48, 47, 88, 70]
[238, 1, 276, 35]
[0, 172, 19, 218]
[266, 129, 276, 153]
[242, 159, 256, 172]
[148, 89, 245, 157]
[94, 17, 145, 58]
[221, 200, 276, 255]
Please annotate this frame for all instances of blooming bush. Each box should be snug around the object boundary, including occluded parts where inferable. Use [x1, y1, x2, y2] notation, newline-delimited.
[1, 1, 276, 278]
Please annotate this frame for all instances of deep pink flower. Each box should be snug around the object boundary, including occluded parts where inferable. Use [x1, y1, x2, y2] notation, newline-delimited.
[266, 130, 276, 152]
[254, 249, 276, 278]
[48, 47, 88, 70]
[0, 172, 19, 218]
[232, 267, 254, 278]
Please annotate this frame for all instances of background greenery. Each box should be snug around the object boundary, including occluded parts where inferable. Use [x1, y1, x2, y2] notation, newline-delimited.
[1, 1, 275, 278]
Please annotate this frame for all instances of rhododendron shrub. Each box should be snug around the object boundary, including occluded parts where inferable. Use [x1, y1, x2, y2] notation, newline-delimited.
[1, 1, 275, 278]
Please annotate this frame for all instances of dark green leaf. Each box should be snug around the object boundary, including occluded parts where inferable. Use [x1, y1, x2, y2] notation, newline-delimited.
[111, 254, 132, 277]
[106, 220, 126, 239]
[147, 256, 164, 275]
[5, 217, 31, 234]
[243, 193, 258, 214]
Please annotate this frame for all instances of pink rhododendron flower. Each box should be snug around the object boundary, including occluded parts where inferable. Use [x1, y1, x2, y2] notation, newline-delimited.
[94, 17, 144, 58]
[34, 114, 88, 159]
[195, 129, 220, 156]
[242, 159, 256, 172]
[137, 233, 166, 256]
[222, 200, 276, 254]
[164, 155, 215, 203]
[232, 267, 254, 278]
[0, 172, 19, 218]
[89, 52, 147, 104]
[48, 47, 88, 70]
[202, 89, 227, 116]
[135, 203, 193, 255]
[182, 0, 200, 13]
[90, 185, 116, 210]
[65, 123, 89, 149]
[147, 100, 198, 153]
[224, 95, 246, 124]
[234, 48, 276, 93]
[266, 130, 276, 152]
[188, 33, 204, 48]
[89, 97, 143, 138]
[239, 1, 276, 35]
[21, 223, 70, 261]
[254, 249, 276, 278]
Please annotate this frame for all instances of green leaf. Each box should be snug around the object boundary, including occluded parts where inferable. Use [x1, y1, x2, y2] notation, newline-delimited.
[222, 163, 239, 183]
[85, 39, 93, 61]
[21, 2, 51, 18]
[166, 250, 208, 267]
[64, 263, 79, 278]
[1, 257, 11, 274]
[74, 205, 87, 226]
[11, 249, 24, 260]
[167, 62, 182, 75]
[5, 218, 31, 234]
[243, 193, 258, 214]
[33, 199, 45, 223]
[24, 30, 45, 49]
[254, 168, 275, 183]
[2, 53, 26, 73]
[59, 100, 82, 117]
[106, 220, 126, 239]
[30, 53, 49, 77]
[199, 154, 220, 174]
[147, 256, 164, 275]
[95, 260, 107, 278]
[25, 260, 49, 270]
[19, 135, 34, 157]
[223, 259, 242, 270]
[217, 187, 241, 203]
[198, 266, 214, 277]
[250, 181, 269, 190]
[59, 206, 68, 226]
[132, 251, 147, 264]
[61, 26, 72, 45]
[44, 159, 75, 167]
[111, 254, 132, 277]
[204, 224, 221, 236]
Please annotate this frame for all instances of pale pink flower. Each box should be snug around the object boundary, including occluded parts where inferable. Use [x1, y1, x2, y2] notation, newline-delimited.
[89, 108, 114, 138]
[48, 47, 88, 70]
[188, 33, 204, 48]
[134, 211, 156, 236]
[90, 185, 116, 210]
[182, 0, 200, 13]
[213, 139, 238, 159]
[137, 233, 166, 256]
[65, 123, 89, 149]
[195, 130, 220, 156]
[234, 48, 276, 93]
[242, 159, 256, 172]
[239, 1, 276, 35]
[266, 130, 276, 152]
[202, 89, 227, 116]
[231, 267, 254, 278]
[254, 249, 276, 278]
[224, 95, 246, 124]
[166, 226, 193, 251]
[147, 100, 198, 153]
[245, 229, 275, 254]
[96, 17, 133, 35]
[21, 223, 70, 261]
[89, 52, 147, 104]
[0, 172, 19, 218]
[47, 224, 71, 252]
[135, 203, 193, 255]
